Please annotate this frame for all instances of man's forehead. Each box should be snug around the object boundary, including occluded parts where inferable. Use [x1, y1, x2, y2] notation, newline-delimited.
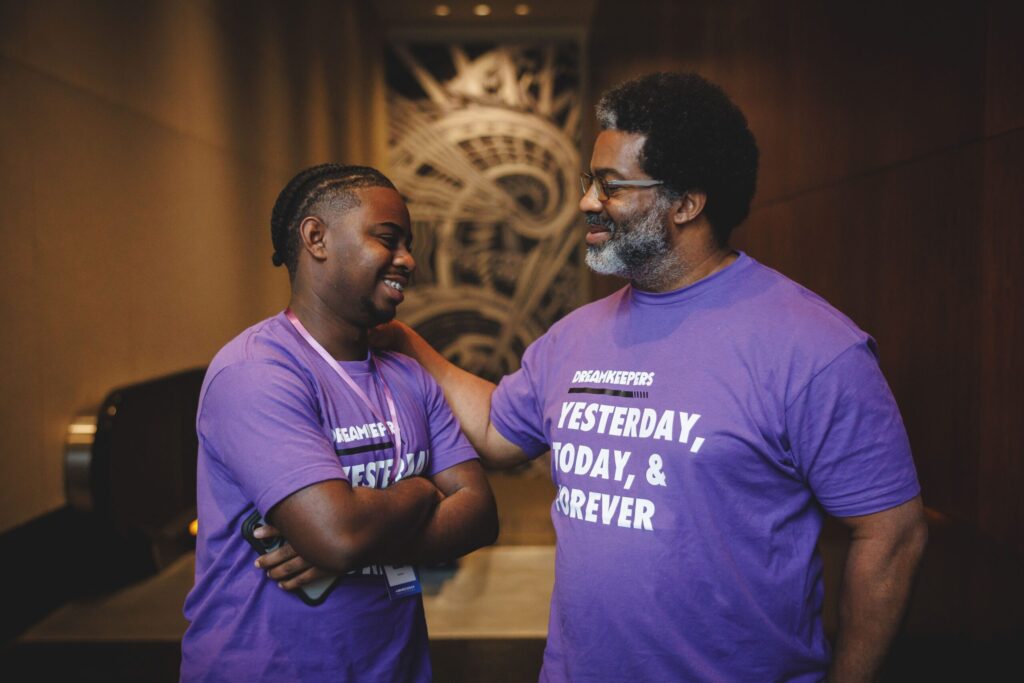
[346, 186, 410, 224]
[590, 130, 647, 176]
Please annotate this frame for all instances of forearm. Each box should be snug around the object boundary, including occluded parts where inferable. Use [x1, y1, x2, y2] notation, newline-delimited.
[398, 327, 497, 450]
[258, 468, 498, 586]
[397, 324, 526, 468]
[384, 485, 499, 565]
[829, 511, 928, 681]
[271, 476, 442, 574]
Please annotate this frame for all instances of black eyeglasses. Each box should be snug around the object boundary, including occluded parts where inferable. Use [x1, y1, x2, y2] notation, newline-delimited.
[579, 172, 665, 201]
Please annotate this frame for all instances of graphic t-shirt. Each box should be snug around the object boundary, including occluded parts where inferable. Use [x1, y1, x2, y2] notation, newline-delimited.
[181, 312, 477, 682]
[491, 253, 920, 683]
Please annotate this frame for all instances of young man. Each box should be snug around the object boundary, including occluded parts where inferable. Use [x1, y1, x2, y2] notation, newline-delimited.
[181, 164, 497, 682]
[381, 73, 928, 681]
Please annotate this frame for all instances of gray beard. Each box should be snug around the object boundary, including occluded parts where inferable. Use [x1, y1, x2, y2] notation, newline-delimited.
[585, 196, 683, 289]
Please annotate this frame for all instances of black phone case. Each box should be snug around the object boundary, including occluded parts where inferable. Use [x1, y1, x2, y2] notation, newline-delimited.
[241, 509, 339, 606]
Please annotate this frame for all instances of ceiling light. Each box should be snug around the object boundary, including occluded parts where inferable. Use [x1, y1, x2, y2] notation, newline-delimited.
[473, 4, 492, 16]
[514, 4, 531, 15]
[434, 4, 451, 16]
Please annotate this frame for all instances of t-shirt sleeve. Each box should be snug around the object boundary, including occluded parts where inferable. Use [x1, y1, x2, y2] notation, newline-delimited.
[421, 371, 479, 477]
[490, 338, 550, 459]
[198, 360, 346, 516]
[786, 342, 921, 517]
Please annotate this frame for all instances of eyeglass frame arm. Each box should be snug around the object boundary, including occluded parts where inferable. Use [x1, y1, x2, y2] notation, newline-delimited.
[579, 172, 666, 199]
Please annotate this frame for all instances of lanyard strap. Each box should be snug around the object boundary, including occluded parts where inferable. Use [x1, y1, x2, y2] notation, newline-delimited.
[284, 308, 405, 483]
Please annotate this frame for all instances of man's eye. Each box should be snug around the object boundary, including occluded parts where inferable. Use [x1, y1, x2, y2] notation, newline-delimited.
[378, 234, 399, 247]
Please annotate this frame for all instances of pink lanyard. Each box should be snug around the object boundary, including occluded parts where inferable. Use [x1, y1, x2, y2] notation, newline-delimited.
[285, 308, 405, 483]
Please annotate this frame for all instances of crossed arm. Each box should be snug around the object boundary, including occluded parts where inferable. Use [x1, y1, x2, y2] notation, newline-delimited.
[256, 459, 498, 589]
[828, 495, 928, 682]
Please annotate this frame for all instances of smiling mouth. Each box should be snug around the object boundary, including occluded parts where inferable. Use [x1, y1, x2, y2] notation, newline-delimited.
[586, 214, 615, 233]
[585, 215, 615, 246]
[383, 279, 404, 292]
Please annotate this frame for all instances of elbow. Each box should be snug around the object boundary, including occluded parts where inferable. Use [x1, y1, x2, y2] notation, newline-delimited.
[330, 535, 372, 574]
[481, 503, 500, 548]
[298, 529, 376, 574]
[888, 511, 929, 580]
[909, 514, 929, 566]
[456, 491, 500, 555]
[476, 492, 500, 549]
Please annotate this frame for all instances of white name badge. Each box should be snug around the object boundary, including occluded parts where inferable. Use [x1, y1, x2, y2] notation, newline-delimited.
[383, 564, 422, 600]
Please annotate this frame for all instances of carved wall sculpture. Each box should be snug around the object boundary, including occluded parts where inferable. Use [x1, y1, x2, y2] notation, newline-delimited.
[386, 41, 585, 382]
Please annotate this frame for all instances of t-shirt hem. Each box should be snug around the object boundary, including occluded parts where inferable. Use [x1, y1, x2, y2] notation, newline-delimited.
[823, 482, 921, 518]
[490, 413, 548, 459]
[426, 446, 479, 476]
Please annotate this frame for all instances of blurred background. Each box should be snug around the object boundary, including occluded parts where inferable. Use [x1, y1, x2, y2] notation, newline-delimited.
[1, 0, 1021, 680]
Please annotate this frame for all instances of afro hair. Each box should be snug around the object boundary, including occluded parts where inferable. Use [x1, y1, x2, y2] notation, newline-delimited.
[596, 72, 759, 245]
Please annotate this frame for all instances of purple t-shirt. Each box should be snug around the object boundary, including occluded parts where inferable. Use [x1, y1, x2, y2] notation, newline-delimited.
[181, 312, 477, 682]
[491, 253, 920, 683]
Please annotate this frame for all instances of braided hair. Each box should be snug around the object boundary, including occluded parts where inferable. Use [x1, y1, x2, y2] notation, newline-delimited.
[270, 163, 397, 277]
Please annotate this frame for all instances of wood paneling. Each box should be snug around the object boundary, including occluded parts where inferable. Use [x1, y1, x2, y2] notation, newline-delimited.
[979, 128, 1024, 556]
[589, 0, 988, 203]
[587, 0, 1024, 552]
[985, 0, 1024, 136]
[737, 145, 985, 520]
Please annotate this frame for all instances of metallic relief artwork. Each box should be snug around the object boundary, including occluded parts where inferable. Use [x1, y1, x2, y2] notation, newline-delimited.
[387, 42, 584, 383]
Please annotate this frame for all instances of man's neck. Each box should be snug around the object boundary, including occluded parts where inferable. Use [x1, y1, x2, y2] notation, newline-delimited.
[632, 244, 737, 293]
[288, 291, 368, 361]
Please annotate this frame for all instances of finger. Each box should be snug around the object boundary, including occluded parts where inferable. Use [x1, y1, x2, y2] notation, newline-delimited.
[255, 543, 297, 569]
[252, 524, 281, 539]
[267, 555, 314, 581]
[278, 567, 333, 591]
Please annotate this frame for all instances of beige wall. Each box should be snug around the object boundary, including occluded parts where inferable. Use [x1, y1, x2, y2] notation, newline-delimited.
[0, 0, 386, 532]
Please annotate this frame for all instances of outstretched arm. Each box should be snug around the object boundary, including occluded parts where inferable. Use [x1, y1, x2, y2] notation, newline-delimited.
[828, 495, 928, 682]
[373, 320, 528, 470]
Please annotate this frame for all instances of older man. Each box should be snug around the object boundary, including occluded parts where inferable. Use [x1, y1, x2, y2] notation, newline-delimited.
[385, 73, 927, 682]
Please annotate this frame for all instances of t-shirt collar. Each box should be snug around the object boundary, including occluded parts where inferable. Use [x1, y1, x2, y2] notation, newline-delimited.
[628, 250, 749, 306]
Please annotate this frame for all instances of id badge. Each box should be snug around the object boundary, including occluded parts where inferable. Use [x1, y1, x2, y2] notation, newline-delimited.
[383, 564, 422, 600]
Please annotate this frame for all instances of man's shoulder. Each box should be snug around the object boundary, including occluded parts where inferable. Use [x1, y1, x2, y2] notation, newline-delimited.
[201, 312, 310, 400]
[739, 258, 869, 349]
[207, 312, 296, 372]
[375, 349, 435, 390]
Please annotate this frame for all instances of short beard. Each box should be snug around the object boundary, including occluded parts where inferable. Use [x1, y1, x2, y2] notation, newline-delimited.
[585, 194, 683, 289]
[359, 296, 396, 327]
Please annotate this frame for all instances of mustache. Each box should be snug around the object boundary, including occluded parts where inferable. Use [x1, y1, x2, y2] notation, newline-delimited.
[586, 213, 614, 228]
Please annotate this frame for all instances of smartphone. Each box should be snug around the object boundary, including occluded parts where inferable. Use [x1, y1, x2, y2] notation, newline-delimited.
[241, 509, 340, 606]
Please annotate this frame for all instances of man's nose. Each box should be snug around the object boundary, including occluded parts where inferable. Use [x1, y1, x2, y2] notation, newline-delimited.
[579, 183, 603, 214]
[394, 246, 416, 274]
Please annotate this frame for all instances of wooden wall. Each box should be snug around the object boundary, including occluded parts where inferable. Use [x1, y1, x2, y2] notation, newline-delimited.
[0, 0, 387, 533]
[2, 0, 1019, 557]
[588, 0, 1024, 555]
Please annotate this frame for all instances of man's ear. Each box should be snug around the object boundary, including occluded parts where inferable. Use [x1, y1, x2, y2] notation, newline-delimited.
[672, 191, 707, 226]
[299, 216, 328, 262]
